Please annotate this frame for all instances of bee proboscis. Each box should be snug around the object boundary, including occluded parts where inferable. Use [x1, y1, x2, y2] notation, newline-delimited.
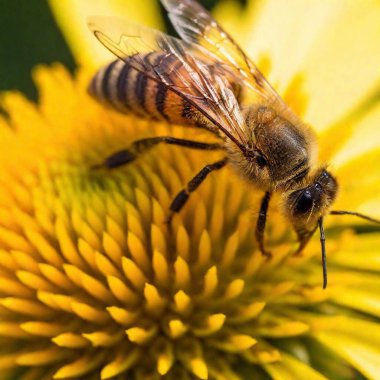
[88, 0, 380, 288]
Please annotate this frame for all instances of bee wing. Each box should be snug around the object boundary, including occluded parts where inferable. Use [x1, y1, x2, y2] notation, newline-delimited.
[161, 0, 301, 124]
[88, 16, 248, 149]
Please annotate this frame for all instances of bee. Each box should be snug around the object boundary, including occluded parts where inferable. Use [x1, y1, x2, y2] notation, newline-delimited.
[88, 0, 380, 288]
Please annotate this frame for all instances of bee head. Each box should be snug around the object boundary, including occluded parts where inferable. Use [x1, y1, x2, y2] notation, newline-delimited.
[285, 169, 338, 229]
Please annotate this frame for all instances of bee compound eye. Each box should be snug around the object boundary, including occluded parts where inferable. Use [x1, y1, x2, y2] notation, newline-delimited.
[256, 155, 267, 167]
[295, 190, 313, 215]
[255, 153, 268, 168]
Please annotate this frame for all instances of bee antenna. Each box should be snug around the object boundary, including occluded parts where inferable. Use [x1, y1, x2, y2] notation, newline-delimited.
[330, 210, 380, 225]
[318, 218, 327, 289]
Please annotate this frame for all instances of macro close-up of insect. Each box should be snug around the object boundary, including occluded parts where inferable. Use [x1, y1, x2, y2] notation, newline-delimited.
[2, 0, 380, 378]
[88, 0, 380, 289]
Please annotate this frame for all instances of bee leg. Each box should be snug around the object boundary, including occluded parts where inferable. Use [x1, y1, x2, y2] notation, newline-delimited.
[166, 157, 228, 225]
[92, 137, 223, 169]
[293, 227, 317, 256]
[255, 191, 272, 259]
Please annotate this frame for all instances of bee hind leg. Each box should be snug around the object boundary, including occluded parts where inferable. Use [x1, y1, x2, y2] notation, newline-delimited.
[166, 157, 228, 225]
[255, 191, 273, 259]
[91, 137, 223, 169]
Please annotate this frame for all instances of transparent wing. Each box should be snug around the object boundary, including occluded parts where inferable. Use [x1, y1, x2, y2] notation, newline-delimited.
[88, 16, 248, 149]
[161, 0, 302, 125]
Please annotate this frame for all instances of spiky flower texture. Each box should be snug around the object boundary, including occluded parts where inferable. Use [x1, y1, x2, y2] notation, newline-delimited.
[1, 2, 380, 380]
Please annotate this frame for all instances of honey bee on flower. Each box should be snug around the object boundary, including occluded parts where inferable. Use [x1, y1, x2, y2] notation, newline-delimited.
[88, 0, 380, 288]
[1, 0, 380, 379]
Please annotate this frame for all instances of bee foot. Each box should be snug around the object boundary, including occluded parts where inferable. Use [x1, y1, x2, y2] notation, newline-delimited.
[164, 212, 174, 228]
[292, 247, 305, 257]
[90, 162, 103, 170]
[262, 250, 273, 260]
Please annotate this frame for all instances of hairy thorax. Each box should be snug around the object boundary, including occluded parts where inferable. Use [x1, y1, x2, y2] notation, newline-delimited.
[226, 105, 317, 191]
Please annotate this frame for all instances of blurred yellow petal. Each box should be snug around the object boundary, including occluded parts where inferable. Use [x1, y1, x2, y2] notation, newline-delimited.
[100, 348, 140, 379]
[264, 352, 327, 380]
[315, 318, 380, 380]
[232, 0, 380, 132]
[329, 230, 380, 265]
[333, 103, 380, 167]
[332, 149, 380, 216]
[48, 0, 163, 68]
[332, 288, 380, 317]
[53, 352, 106, 379]
[240, 0, 343, 90]
[301, 1, 380, 131]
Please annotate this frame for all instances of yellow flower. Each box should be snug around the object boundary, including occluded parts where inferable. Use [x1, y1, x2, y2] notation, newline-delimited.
[0, 1, 380, 379]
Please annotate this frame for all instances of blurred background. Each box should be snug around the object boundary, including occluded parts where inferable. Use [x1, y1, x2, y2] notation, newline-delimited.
[0, 0, 247, 100]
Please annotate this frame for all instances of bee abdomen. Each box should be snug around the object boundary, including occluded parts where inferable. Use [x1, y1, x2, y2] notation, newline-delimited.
[88, 53, 239, 130]
[89, 58, 146, 116]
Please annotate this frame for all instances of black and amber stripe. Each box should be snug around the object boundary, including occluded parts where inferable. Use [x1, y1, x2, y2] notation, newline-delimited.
[88, 52, 241, 130]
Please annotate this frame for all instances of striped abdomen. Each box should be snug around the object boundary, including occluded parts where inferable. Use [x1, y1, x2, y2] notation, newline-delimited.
[88, 52, 241, 131]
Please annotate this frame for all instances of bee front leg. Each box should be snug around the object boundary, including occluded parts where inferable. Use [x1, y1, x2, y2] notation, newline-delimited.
[92, 137, 223, 169]
[255, 191, 272, 259]
[293, 226, 317, 256]
[166, 158, 228, 225]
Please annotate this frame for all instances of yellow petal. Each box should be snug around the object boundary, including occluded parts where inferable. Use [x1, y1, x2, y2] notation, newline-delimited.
[48, 0, 164, 68]
[174, 256, 191, 290]
[151, 224, 167, 255]
[176, 225, 190, 261]
[198, 266, 218, 299]
[189, 358, 208, 380]
[102, 231, 123, 263]
[220, 231, 239, 268]
[144, 283, 167, 316]
[126, 325, 157, 345]
[301, 2, 380, 130]
[101, 348, 140, 379]
[173, 290, 192, 316]
[52, 333, 89, 348]
[121, 256, 148, 291]
[82, 329, 123, 347]
[21, 321, 69, 337]
[0, 322, 29, 338]
[107, 306, 140, 326]
[127, 231, 150, 273]
[71, 302, 109, 323]
[81, 271, 115, 303]
[316, 331, 380, 380]
[223, 278, 245, 301]
[38, 263, 75, 291]
[0, 297, 54, 318]
[151, 338, 174, 375]
[264, 352, 327, 380]
[197, 229, 212, 268]
[153, 249, 170, 288]
[229, 301, 266, 324]
[0, 276, 34, 298]
[16, 270, 56, 292]
[167, 319, 188, 339]
[192, 313, 226, 337]
[333, 104, 380, 167]
[17, 348, 68, 366]
[107, 275, 139, 306]
[177, 339, 208, 379]
[332, 288, 380, 318]
[53, 352, 106, 379]
[257, 318, 309, 337]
